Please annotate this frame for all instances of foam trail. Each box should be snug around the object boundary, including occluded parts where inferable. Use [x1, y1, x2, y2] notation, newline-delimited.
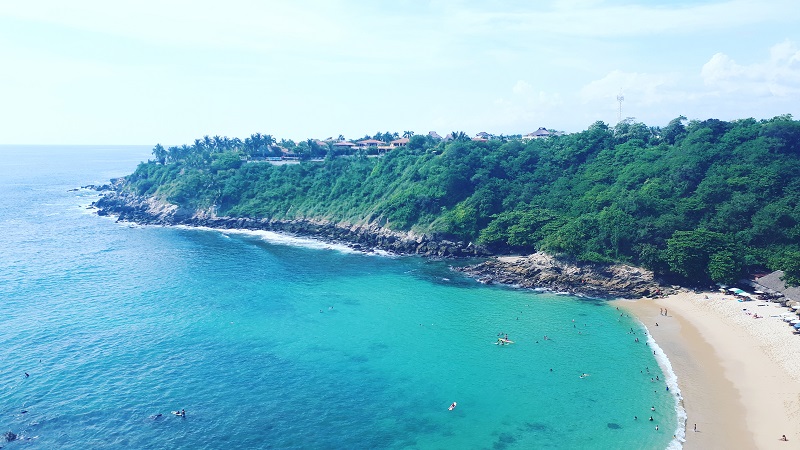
[642, 323, 687, 449]
[182, 226, 394, 257]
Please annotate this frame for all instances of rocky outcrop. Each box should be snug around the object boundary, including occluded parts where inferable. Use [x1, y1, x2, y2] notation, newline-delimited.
[91, 191, 491, 258]
[453, 253, 671, 299]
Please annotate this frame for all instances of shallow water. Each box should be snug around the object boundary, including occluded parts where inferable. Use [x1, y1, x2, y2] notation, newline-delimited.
[0, 146, 678, 449]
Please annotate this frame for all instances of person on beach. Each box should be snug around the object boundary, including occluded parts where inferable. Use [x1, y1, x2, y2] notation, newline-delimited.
[781, 434, 788, 441]
[694, 423, 697, 432]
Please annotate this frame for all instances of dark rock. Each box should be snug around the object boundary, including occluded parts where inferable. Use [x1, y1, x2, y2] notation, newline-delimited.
[454, 253, 666, 299]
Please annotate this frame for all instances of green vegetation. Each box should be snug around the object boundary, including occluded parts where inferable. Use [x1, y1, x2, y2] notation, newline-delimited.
[125, 116, 800, 285]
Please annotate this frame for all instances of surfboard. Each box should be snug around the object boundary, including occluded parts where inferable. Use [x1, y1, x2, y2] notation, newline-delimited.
[448, 402, 457, 411]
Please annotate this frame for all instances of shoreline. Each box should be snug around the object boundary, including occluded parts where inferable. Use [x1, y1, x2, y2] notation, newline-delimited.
[615, 292, 800, 449]
[90, 189, 666, 299]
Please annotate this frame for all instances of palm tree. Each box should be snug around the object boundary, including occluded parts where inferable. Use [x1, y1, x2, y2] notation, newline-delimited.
[450, 131, 469, 141]
[403, 130, 414, 139]
[152, 143, 167, 164]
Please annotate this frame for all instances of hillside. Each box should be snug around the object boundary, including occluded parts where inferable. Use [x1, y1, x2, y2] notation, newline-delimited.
[104, 116, 800, 285]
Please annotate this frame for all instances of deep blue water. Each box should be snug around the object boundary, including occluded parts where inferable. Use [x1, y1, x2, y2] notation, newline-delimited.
[0, 146, 678, 449]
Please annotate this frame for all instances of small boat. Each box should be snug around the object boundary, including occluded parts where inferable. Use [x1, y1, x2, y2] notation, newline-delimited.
[449, 402, 457, 411]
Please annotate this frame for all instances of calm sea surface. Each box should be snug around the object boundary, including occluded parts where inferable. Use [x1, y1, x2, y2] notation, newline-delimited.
[0, 146, 679, 449]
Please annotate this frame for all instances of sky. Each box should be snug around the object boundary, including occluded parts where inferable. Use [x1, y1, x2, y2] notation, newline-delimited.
[2, 0, 800, 145]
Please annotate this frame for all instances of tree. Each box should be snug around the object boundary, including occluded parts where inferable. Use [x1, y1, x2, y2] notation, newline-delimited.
[450, 131, 470, 141]
[152, 144, 167, 165]
[664, 230, 741, 283]
[662, 116, 687, 145]
[778, 251, 800, 286]
[403, 130, 415, 139]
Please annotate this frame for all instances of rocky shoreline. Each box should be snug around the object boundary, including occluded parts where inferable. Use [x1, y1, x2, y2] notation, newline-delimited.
[90, 186, 669, 299]
[453, 254, 672, 299]
[91, 188, 491, 258]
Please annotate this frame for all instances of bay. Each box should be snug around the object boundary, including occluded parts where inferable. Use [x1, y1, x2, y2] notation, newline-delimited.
[0, 146, 678, 449]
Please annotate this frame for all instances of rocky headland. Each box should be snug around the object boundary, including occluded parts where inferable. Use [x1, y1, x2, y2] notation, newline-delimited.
[90, 185, 669, 299]
[453, 254, 671, 299]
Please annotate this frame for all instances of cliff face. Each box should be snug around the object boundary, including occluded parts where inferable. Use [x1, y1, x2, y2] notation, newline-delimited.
[92, 190, 490, 258]
[453, 254, 670, 299]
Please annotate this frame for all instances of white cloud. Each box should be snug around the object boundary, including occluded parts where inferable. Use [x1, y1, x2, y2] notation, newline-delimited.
[701, 40, 800, 96]
[440, 0, 800, 39]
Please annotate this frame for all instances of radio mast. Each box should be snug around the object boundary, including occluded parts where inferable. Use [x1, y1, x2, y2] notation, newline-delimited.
[616, 91, 624, 123]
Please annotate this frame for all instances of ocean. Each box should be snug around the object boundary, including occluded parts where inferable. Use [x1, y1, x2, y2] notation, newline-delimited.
[0, 146, 681, 449]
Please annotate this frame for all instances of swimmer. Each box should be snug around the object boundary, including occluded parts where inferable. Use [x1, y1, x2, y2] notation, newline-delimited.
[651, 406, 655, 411]
[655, 425, 659, 431]
[649, 416, 654, 421]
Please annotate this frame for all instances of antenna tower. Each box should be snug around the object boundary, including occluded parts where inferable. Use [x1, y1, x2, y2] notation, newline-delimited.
[616, 91, 624, 123]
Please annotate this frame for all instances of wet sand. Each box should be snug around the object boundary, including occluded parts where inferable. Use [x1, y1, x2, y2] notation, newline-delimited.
[615, 291, 800, 449]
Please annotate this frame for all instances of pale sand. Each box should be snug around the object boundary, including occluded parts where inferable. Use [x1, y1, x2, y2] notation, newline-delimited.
[615, 292, 800, 449]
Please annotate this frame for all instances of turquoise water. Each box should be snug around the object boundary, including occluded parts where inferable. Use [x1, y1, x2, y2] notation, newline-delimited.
[0, 146, 678, 449]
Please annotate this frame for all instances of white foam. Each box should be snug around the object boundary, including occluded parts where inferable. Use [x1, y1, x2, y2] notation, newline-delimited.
[185, 226, 388, 256]
[643, 324, 687, 449]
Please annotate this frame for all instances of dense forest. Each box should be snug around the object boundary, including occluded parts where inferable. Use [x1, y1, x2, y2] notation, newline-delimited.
[122, 116, 800, 286]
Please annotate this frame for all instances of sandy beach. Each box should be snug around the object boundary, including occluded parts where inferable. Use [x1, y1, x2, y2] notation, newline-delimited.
[615, 291, 800, 449]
